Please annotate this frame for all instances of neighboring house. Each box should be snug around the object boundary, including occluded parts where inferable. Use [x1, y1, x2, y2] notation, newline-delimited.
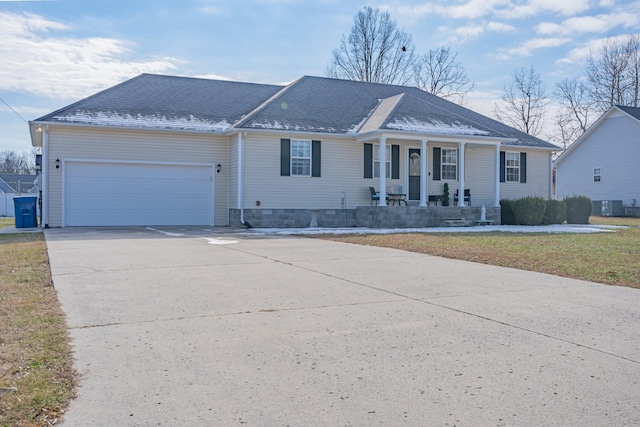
[555, 106, 640, 217]
[0, 174, 37, 193]
[29, 74, 558, 228]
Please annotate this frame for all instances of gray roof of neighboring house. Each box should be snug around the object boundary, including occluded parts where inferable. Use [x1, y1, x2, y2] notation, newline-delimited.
[0, 178, 13, 193]
[33, 73, 558, 149]
[0, 174, 37, 193]
[617, 105, 640, 121]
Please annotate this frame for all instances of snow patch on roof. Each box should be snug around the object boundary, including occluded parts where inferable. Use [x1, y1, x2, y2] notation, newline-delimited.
[53, 111, 232, 132]
[387, 118, 490, 136]
[248, 120, 338, 133]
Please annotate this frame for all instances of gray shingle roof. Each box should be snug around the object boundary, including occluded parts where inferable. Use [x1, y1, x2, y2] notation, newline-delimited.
[34, 73, 558, 149]
[36, 74, 284, 132]
[617, 105, 640, 121]
[0, 174, 37, 193]
[233, 76, 557, 148]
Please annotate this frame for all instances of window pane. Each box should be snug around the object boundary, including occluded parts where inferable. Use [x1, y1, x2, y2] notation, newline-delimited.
[441, 148, 457, 180]
[505, 152, 520, 182]
[291, 140, 311, 176]
[372, 145, 391, 178]
[292, 159, 310, 176]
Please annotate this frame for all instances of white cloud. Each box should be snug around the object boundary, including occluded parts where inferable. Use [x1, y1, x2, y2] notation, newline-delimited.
[557, 34, 631, 65]
[537, 13, 638, 36]
[440, 20, 514, 43]
[499, 37, 571, 58]
[498, 0, 591, 18]
[397, 0, 591, 20]
[486, 22, 515, 32]
[0, 12, 179, 100]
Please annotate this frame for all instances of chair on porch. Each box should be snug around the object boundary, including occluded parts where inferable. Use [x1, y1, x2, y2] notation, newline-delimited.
[454, 189, 471, 206]
[369, 187, 388, 205]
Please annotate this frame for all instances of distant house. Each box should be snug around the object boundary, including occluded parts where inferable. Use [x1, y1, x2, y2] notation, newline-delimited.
[29, 74, 558, 228]
[555, 106, 640, 217]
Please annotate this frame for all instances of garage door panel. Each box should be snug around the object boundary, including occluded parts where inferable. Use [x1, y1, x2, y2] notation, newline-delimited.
[64, 161, 213, 226]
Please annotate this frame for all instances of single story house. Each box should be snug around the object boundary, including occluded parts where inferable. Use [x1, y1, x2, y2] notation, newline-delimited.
[555, 105, 640, 217]
[29, 74, 558, 228]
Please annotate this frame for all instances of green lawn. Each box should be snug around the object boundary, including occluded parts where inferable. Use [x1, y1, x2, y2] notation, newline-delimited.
[322, 216, 640, 288]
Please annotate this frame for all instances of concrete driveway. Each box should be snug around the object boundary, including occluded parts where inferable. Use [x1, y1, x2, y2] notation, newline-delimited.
[46, 227, 640, 426]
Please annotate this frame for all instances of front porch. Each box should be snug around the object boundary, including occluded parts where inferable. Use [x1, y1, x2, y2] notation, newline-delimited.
[230, 206, 501, 228]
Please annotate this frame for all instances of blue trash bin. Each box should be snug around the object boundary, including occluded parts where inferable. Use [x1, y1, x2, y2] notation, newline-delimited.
[14, 196, 38, 228]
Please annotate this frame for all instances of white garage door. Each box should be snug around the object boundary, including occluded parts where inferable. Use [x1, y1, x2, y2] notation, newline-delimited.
[64, 161, 214, 226]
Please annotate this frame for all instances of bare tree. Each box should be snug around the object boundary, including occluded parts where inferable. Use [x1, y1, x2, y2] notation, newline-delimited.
[326, 6, 416, 85]
[413, 47, 474, 104]
[0, 150, 36, 174]
[585, 36, 633, 110]
[552, 77, 593, 147]
[494, 66, 548, 136]
[625, 34, 640, 107]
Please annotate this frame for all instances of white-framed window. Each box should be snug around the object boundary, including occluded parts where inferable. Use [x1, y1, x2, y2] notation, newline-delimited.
[505, 152, 520, 182]
[594, 167, 602, 183]
[373, 145, 391, 178]
[441, 148, 457, 180]
[291, 139, 311, 176]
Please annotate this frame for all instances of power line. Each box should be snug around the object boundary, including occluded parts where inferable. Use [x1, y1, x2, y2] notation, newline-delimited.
[0, 95, 28, 124]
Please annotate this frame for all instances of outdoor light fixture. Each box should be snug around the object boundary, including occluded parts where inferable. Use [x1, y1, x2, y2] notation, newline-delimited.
[216, 163, 221, 174]
[55, 158, 61, 169]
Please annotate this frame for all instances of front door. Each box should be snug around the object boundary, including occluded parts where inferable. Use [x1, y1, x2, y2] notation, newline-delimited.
[408, 148, 421, 201]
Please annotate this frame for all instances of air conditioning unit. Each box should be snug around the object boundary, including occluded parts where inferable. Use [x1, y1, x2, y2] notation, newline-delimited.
[592, 200, 624, 216]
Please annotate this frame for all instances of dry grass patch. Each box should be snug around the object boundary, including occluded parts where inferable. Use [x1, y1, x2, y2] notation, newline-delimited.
[0, 217, 14, 229]
[0, 233, 76, 426]
[321, 217, 640, 288]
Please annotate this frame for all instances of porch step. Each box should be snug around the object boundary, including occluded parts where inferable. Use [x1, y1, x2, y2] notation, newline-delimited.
[443, 218, 473, 227]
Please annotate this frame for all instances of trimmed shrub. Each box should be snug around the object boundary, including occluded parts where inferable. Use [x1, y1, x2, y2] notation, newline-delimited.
[565, 196, 592, 224]
[542, 199, 567, 225]
[500, 199, 516, 225]
[512, 196, 546, 225]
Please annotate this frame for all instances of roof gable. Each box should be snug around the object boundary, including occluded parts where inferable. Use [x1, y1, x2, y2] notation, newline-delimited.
[555, 105, 640, 166]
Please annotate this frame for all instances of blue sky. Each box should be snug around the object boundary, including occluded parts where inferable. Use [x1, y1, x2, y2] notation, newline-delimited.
[1, 0, 639, 153]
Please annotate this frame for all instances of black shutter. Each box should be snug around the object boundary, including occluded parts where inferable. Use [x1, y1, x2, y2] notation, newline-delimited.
[312, 140, 321, 177]
[520, 152, 527, 183]
[280, 139, 291, 176]
[364, 143, 373, 178]
[499, 151, 505, 183]
[456, 148, 460, 181]
[433, 147, 441, 181]
[391, 144, 400, 179]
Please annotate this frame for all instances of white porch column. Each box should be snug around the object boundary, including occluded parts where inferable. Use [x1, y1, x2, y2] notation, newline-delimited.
[494, 144, 501, 206]
[419, 139, 428, 206]
[458, 142, 466, 207]
[378, 137, 387, 206]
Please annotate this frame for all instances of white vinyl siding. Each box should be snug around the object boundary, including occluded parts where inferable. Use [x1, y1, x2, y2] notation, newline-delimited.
[243, 134, 408, 209]
[464, 146, 498, 207]
[556, 114, 640, 206]
[229, 135, 239, 209]
[500, 150, 551, 200]
[46, 126, 230, 227]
